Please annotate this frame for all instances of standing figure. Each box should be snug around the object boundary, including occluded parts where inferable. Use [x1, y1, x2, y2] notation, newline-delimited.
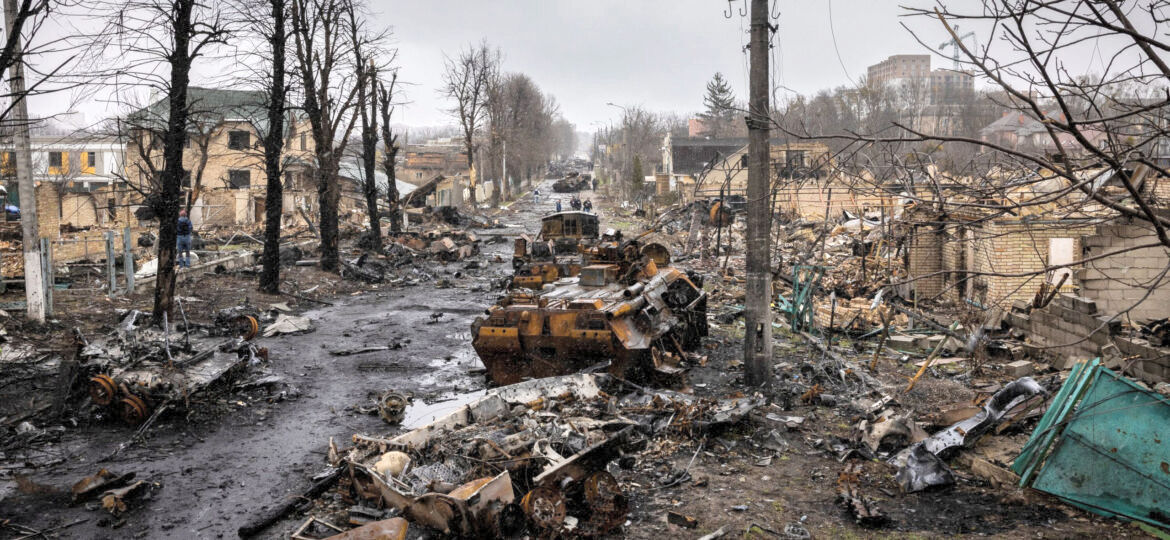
[555, 199, 562, 212]
[176, 209, 193, 268]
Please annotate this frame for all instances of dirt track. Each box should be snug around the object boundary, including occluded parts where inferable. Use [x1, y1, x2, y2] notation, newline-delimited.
[0, 186, 560, 539]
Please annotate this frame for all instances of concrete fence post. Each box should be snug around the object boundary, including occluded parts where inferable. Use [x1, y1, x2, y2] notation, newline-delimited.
[40, 238, 52, 316]
[123, 226, 134, 294]
[106, 230, 116, 297]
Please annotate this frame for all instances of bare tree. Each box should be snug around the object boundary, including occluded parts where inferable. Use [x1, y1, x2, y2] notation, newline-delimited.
[93, 0, 229, 323]
[1, 0, 83, 123]
[290, 0, 362, 272]
[255, 0, 288, 294]
[441, 40, 497, 208]
[612, 105, 662, 201]
[345, 3, 392, 248]
[377, 71, 401, 232]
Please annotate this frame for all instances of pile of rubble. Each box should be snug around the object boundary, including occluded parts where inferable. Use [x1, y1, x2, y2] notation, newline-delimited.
[78, 306, 276, 425]
[341, 230, 484, 284]
[282, 374, 763, 538]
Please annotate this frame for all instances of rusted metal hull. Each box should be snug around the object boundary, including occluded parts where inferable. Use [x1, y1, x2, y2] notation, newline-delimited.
[473, 265, 707, 386]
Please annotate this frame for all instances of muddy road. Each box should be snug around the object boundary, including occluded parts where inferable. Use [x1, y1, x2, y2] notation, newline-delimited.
[1, 184, 565, 539]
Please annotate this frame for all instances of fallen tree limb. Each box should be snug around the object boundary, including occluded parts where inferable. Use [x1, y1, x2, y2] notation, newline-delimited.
[237, 466, 343, 538]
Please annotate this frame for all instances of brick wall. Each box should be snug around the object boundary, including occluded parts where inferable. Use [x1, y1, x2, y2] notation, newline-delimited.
[1009, 293, 1170, 384]
[35, 182, 60, 239]
[61, 193, 98, 228]
[1078, 220, 1170, 323]
[976, 220, 1095, 307]
[907, 223, 944, 299]
[941, 229, 963, 301]
[772, 177, 891, 219]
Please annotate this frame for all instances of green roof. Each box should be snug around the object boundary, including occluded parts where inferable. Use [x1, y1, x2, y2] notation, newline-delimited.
[128, 87, 269, 132]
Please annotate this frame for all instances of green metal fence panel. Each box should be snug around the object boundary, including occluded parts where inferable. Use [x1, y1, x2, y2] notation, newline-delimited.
[1014, 362, 1170, 530]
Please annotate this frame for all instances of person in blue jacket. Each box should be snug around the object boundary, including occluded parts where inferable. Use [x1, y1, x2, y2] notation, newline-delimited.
[177, 209, 193, 268]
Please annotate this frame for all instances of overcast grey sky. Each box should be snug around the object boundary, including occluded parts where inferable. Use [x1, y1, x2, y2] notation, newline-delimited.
[29, 1, 1125, 132]
[371, 0, 954, 129]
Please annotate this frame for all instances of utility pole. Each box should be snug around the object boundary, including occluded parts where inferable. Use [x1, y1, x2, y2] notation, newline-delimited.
[4, 0, 45, 322]
[744, 0, 772, 386]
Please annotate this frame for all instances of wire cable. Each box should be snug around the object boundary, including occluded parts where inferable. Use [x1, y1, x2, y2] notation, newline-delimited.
[827, 0, 856, 86]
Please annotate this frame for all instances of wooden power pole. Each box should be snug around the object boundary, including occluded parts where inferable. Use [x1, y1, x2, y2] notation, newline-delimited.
[4, 0, 45, 322]
[744, 0, 772, 386]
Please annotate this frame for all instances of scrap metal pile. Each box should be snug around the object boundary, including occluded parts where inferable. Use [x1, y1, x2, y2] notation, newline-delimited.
[79, 307, 269, 425]
[315, 374, 763, 539]
[475, 225, 707, 385]
[341, 230, 483, 284]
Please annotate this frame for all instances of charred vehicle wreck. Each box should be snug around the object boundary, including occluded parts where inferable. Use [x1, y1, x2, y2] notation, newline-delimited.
[475, 231, 707, 386]
[510, 211, 601, 290]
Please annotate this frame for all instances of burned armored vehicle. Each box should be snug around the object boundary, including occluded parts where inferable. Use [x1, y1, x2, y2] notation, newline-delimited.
[552, 172, 592, 193]
[510, 211, 601, 289]
[474, 235, 707, 385]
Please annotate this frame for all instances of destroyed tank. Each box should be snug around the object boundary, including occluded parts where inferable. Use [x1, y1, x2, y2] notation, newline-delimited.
[474, 236, 707, 385]
[552, 172, 591, 192]
[510, 211, 601, 289]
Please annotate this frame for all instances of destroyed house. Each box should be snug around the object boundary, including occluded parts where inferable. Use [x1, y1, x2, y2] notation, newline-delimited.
[903, 169, 1170, 383]
[0, 119, 127, 232]
[690, 140, 833, 199]
[904, 174, 1102, 307]
[123, 87, 316, 228]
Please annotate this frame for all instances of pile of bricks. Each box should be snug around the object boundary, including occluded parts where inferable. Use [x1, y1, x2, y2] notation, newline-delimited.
[813, 297, 909, 332]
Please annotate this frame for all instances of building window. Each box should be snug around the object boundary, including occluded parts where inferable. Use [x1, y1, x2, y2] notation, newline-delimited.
[81, 152, 97, 174]
[299, 134, 307, 151]
[228, 131, 250, 150]
[0, 152, 14, 176]
[284, 171, 294, 188]
[48, 151, 66, 175]
[229, 169, 251, 189]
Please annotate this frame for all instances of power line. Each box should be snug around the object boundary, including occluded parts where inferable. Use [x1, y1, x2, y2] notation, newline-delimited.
[827, 0, 856, 86]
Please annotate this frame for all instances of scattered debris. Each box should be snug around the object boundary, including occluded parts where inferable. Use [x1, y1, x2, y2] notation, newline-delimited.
[836, 462, 887, 527]
[892, 377, 1045, 492]
[263, 314, 313, 337]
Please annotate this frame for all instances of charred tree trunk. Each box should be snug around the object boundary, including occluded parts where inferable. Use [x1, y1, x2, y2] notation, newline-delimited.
[152, 0, 195, 324]
[384, 142, 400, 232]
[464, 135, 477, 207]
[359, 64, 380, 249]
[377, 74, 400, 233]
[317, 163, 339, 271]
[259, 0, 287, 294]
[743, 0, 772, 386]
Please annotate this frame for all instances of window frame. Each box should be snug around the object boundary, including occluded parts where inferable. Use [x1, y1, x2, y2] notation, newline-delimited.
[228, 169, 251, 189]
[228, 130, 251, 151]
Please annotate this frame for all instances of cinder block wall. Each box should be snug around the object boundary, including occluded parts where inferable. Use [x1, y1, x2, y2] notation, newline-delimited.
[1012, 293, 1170, 384]
[1078, 221, 1170, 323]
